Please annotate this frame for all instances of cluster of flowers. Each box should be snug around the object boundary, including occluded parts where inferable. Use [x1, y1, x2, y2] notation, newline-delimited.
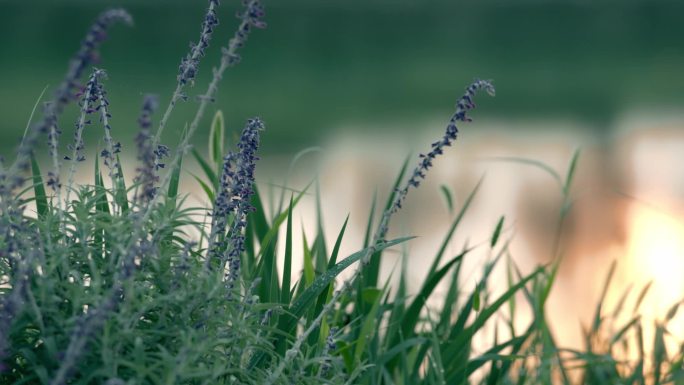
[209, 118, 264, 294]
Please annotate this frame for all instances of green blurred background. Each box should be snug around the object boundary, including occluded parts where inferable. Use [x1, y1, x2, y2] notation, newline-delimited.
[1, 0, 683, 156]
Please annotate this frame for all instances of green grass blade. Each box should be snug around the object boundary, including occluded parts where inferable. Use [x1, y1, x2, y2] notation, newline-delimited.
[254, 236, 414, 369]
[563, 148, 581, 195]
[114, 155, 129, 213]
[254, 181, 312, 260]
[427, 176, 483, 278]
[484, 156, 563, 190]
[491, 216, 505, 248]
[400, 249, 469, 339]
[190, 172, 215, 203]
[94, 155, 110, 215]
[363, 190, 377, 249]
[281, 196, 294, 306]
[167, 151, 182, 201]
[208, 110, 224, 167]
[30, 153, 48, 218]
[302, 230, 315, 288]
[191, 148, 219, 191]
[365, 155, 410, 288]
[439, 184, 454, 213]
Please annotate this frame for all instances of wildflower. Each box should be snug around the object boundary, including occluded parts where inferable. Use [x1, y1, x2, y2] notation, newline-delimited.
[134, 94, 161, 205]
[3, 9, 132, 196]
[177, 0, 220, 87]
[45, 102, 62, 192]
[63, 69, 103, 205]
[153, 0, 221, 151]
[320, 326, 338, 377]
[207, 118, 264, 292]
[371, 79, 495, 254]
[223, 0, 267, 67]
[90, 69, 122, 181]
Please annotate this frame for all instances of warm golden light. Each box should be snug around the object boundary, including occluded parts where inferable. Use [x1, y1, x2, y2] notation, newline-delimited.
[626, 205, 684, 310]
[624, 203, 684, 346]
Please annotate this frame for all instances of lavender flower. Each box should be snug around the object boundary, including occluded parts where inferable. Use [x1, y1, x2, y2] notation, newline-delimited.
[153, 0, 221, 146]
[146, 0, 266, 217]
[133, 94, 162, 205]
[55, 9, 133, 110]
[3, 9, 132, 196]
[370, 79, 495, 260]
[63, 69, 103, 205]
[91, 69, 122, 183]
[177, 0, 220, 87]
[206, 119, 264, 293]
[205, 152, 237, 260]
[222, 0, 267, 67]
[45, 102, 62, 193]
[319, 326, 338, 377]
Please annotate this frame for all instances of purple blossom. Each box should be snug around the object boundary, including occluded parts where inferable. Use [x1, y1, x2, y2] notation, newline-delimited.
[134, 94, 162, 205]
[177, 0, 220, 86]
[223, 118, 263, 292]
[204, 119, 263, 289]
[63, 70, 103, 205]
[90, 69, 122, 180]
[2, 9, 132, 197]
[222, 0, 267, 68]
[320, 326, 338, 377]
[372, 79, 495, 252]
[45, 102, 63, 192]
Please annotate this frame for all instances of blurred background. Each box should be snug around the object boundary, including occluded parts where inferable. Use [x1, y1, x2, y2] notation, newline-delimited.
[2, 0, 684, 353]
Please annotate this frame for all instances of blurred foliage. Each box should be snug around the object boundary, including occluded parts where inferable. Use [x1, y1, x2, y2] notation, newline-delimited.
[1, 0, 684, 156]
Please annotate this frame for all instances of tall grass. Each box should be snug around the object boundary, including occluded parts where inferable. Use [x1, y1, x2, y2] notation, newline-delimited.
[1, 1, 683, 384]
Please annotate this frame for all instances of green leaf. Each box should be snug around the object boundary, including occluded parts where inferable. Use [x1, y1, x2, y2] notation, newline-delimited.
[30, 153, 48, 218]
[254, 181, 312, 260]
[312, 215, 349, 332]
[439, 184, 454, 213]
[444, 267, 543, 371]
[190, 173, 215, 203]
[400, 250, 468, 339]
[354, 286, 384, 363]
[94, 155, 110, 215]
[473, 285, 481, 311]
[167, 151, 182, 201]
[281, 196, 294, 306]
[208, 110, 225, 167]
[361, 287, 382, 305]
[192, 148, 219, 191]
[428, 177, 483, 279]
[115, 155, 129, 213]
[490, 216, 505, 248]
[252, 236, 414, 369]
[365, 156, 411, 288]
[302, 230, 315, 288]
[563, 148, 581, 195]
[483, 156, 563, 190]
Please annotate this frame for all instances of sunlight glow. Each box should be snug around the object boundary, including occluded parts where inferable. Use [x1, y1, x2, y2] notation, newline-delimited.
[626, 205, 684, 307]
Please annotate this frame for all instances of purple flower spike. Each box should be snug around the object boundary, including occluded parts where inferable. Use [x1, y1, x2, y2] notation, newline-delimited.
[370, 79, 495, 259]
[134, 94, 162, 205]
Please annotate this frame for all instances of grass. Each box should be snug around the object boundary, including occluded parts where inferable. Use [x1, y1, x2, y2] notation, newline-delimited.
[1, 1, 684, 384]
